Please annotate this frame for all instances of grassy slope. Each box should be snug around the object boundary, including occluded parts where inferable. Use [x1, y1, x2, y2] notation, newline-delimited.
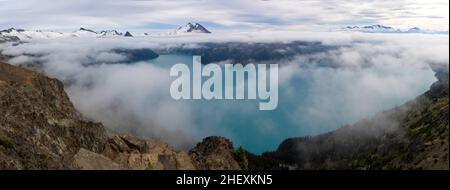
[256, 64, 449, 170]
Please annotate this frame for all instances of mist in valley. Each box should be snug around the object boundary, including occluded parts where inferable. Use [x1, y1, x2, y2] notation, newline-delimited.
[0, 32, 447, 153]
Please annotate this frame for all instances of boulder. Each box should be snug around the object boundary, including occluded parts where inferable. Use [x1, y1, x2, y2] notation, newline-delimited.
[189, 136, 241, 170]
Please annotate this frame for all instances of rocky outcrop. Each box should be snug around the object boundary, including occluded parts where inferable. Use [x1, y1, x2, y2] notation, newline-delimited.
[101, 135, 195, 170]
[0, 61, 241, 170]
[189, 136, 241, 170]
[72, 148, 121, 170]
[74, 135, 242, 170]
[0, 62, 107, 169]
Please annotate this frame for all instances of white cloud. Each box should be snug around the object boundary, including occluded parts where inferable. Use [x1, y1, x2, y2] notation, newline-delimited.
[0, 0, 448, 32]
[0, 31, 448, 152]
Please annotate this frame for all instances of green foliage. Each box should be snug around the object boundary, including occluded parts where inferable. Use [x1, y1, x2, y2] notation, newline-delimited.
[405, 98, 448, 138]
[233, 146, 249, 170]
[0, 137, 15, 149]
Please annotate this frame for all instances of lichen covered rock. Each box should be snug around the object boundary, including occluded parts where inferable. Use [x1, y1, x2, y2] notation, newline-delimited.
[189, 136, 241, 170]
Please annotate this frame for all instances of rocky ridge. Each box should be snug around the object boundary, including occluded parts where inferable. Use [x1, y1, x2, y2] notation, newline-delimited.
[0, 61, 240, 170]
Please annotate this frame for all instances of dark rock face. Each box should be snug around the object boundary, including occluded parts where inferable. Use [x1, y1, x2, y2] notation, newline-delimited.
[263, 64, 449, 170]
[124, 31, 133, 37]
[426, 63, 449, 99]
[99, 30, 122, 36]
[0, 28, 25, 35]
[0, 62, 107, 169]
[189, 23, 211, 33]
[189, 136, 241, 170]
[0, 35, 20, 43]
[78, 27, 97, 34]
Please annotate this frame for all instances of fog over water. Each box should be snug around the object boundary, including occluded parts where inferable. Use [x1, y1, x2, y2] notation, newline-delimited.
[0, 31, 447, 153]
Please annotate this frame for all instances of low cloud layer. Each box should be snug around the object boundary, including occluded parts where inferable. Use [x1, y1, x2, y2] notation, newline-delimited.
[0, 32, 448, 152]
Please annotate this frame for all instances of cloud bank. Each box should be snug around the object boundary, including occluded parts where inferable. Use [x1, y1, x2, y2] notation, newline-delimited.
[0, 32, 448, 152]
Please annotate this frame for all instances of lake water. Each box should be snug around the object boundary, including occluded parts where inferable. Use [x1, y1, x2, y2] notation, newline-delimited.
[146, 54, 436, 153]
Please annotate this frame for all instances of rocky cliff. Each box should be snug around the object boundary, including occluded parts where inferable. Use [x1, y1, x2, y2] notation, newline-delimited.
[0, 62, 107, 169]
[0, 61, 241, 170]
[190, 136, 241, 170]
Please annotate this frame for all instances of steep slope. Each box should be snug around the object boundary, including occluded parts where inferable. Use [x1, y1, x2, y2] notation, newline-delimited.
[0, 62, 107, 169]
[0, 61, 241, 170]
[263, 64, 449, 170]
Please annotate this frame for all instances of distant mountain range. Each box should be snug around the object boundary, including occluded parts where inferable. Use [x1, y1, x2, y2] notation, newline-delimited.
[2, 23, 448, 41]
[0, 23, 212, 41]
[0, 27, 135, 40]
[341, 24, 448, 34]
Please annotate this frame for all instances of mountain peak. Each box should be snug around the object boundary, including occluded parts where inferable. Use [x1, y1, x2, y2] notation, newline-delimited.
[362, 24, 394, 30]
[407, 27, 423, 33]
[99, 30, 122, 37]
[0, 28, 25, 33]
[342, 25, 404, 33]
[174, 22, 211, 34]
[124, 31, 133, 37]
[78, 27, 97, 34]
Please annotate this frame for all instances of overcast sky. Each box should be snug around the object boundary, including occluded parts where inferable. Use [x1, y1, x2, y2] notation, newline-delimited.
[0, 0, 448, 32]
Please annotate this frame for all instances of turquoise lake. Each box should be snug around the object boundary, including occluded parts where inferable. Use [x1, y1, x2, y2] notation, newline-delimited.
[146, 54, 436, 153]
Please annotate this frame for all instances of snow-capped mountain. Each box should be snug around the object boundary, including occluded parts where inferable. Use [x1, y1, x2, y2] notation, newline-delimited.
[341, 25, 445, 34]
[170, 22, 211, 35]
[0, 34, 20, 42]
[342, 25, 401, 33]
[406, 27, 423, 33]
[71, 27, 99, 37]
[99, 30, 122, 37]
[0, 27, 136, 40]
[0, 28, 68, 40]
